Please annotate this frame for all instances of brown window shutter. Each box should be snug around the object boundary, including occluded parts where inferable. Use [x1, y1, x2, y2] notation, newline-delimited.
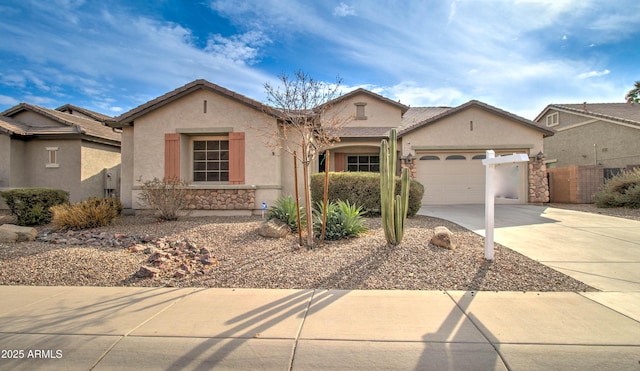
[164, 133, 180, 180]
[229, 132, 245, 184]
[334, 152, 345, 172]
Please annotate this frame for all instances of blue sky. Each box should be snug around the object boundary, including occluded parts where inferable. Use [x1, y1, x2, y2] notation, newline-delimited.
[1, 0, 638, 120]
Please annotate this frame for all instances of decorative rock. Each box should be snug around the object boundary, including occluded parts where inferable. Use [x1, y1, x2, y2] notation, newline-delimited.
[431, 226, 456, 250]
[0, 229, 18, 243]
[0, 224, 37, 242]
[135, 265, 161, 278]
[0, 214, 17, 225]
[258, 219, 291, 238]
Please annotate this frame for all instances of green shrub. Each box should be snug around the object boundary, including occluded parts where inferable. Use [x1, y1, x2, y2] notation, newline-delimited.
[310, 172, 424, 216]
[138, 177, 190, 221]
[313, 200, 368, 240]
[51, 197, 123, 230]
[619, 184, 640, 209]
[0, 188, 69, 226]
[267, 195, 306, 232]
[594, 169, 640, 208]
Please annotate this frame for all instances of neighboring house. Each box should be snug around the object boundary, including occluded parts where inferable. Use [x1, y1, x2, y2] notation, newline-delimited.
[107, 79, 553, 214]
[535, 102, 640, 172]
[0, 103, 121, 207]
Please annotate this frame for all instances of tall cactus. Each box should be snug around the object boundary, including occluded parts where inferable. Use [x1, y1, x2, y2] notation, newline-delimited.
[380, 129, 410, 246]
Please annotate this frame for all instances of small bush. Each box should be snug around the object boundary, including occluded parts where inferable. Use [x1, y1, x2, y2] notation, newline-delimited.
[138, 177, 190, 221]
[267, 195, 306, 232]
[310, 172, 424, 216]
[0, 188, 69, 226]
[594, 169, 640, 208]
[313, 200, 368, 240]
[51, 197, 123, 230]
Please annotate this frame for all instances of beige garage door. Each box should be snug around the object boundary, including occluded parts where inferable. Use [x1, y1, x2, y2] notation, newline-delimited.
[416, 153, 527, 205]
[417, 153, 486, 204]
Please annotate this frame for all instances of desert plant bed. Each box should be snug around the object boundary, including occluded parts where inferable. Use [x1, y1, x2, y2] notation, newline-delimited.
[0, 215, 595, 292]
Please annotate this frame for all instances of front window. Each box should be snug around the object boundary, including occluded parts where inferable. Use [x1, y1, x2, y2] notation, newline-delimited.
[193, 138, 229, 181]
[347, 155, 379, 172]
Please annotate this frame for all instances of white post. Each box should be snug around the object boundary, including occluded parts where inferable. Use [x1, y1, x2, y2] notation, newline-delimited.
[484, 150, 495, 260]
[482, 151, 529, 260]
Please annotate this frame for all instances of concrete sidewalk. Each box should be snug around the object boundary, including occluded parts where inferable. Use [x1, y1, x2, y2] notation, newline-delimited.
[419, 204, 640, 292]
[0, 286, 639, 370]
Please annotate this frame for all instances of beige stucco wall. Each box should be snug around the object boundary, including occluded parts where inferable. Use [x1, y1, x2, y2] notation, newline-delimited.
[402, 107, 543, 157]
[325, 93, 403, 128]
[80, 141, 121, 200]
[9, 139, 27, 187]
[12, 111, 63, 128]
[120, 127, 135, 209]
[0, 134, 10, 188]
[543, 120, 640, 168]
[129, 89, 281, 212]
[22, 139, 81, 201]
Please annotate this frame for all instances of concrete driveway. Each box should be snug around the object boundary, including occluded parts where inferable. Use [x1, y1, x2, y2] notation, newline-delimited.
[419, 204, 640, 292]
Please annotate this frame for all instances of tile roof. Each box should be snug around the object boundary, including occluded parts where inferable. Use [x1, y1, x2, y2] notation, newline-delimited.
[541, 103, 640, 127]
[332, 126, 395, 138]
[399, 100, 555, 137]
[1, 103, 120, 143]
[0, 115, 30, 135]
[56, 104, 113, 121]
[401, 107, 452, 128]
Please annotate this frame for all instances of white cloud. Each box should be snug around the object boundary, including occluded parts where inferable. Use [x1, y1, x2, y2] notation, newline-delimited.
[0, 95, 19, 106]
[578, 69, 611, 79]
[0, 73, 26, 88]
[447, 0, 457, 25]
[384, 82, 463, 107]
[23, 95, 57, 106]
[333, 3, 355, 17]
[205, 31, 270, 65]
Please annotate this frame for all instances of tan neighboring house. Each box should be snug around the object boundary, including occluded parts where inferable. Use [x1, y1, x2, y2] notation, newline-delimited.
[535, 102, 640, 172]
[0, 103, 121, 207]
[107, 79, 554, 214]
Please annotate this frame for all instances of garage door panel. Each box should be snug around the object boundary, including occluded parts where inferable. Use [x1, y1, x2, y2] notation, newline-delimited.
[416, 153, 526, 205]
[417, 154, 485, 205]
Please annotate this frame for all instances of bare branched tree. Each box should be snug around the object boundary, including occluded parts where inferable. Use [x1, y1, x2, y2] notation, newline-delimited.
[263, 70, 352, 247]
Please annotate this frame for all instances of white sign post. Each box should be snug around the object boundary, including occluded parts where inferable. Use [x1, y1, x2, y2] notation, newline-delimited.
[482, 150, 529, 260]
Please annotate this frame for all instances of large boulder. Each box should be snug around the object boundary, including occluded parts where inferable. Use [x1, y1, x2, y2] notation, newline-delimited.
[0, 214, 17, 225]
[431, 226, 456, 250]
[258, 219, 291, 238]
[0, 224, 38, 243]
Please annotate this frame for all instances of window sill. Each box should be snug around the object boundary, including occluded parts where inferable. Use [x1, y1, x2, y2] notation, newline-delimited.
[45, 164, 60, 168]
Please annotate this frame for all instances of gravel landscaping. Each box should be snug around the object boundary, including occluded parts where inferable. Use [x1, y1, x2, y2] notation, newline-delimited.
[0, 212, 600, 292]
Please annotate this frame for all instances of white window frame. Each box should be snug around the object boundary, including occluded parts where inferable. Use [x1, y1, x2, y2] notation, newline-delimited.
[546, 112, 559, 127]
[46, 147, 59, 168]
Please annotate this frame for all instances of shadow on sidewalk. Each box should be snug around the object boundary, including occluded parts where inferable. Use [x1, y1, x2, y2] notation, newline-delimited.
[415, 261, 507, 370]
[167, 289, 349, 370]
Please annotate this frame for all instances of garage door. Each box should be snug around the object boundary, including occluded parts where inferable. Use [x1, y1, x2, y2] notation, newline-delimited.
[416, 153, 527, 205]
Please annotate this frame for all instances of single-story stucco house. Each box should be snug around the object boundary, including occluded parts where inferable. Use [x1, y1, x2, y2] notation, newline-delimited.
[106, 79, 554, 214]
[0, 103, 121, 207]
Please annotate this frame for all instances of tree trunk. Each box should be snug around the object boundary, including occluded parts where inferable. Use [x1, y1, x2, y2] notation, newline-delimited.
[301, 148, 314, 247]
